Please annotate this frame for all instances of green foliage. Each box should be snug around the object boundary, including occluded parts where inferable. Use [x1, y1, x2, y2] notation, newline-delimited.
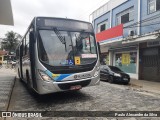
[2, 31, 22, 52]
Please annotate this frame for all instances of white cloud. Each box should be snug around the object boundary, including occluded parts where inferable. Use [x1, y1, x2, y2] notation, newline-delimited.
[0, 0, 109, 38]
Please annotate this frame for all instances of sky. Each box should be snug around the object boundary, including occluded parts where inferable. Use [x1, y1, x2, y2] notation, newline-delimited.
[0, 0, 109, 38]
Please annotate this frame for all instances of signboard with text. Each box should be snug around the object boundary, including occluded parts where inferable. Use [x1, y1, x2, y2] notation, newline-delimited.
[122, 54, 130, 65]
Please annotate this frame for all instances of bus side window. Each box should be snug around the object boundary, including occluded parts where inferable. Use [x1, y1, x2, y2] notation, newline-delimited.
[16, 47, 19, 60]
[22, 40, 25, 57]
[25, 32, 29, 57]
[20, 44, 23, 57]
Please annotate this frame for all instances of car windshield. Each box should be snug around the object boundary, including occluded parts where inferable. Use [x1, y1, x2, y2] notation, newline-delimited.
[109, 66, 122, 72]
[38, 29, 97, 66]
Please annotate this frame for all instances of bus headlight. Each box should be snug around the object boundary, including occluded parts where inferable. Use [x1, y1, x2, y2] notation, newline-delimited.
[94, 66, 100, 77]
[39, 70, 52, 81]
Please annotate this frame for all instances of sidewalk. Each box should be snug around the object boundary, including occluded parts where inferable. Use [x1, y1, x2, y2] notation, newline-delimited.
[130, 79, 160, 94]
[0, 68, 16, 111]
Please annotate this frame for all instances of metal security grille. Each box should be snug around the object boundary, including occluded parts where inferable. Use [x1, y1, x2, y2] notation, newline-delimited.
[141, 47, 160, 82]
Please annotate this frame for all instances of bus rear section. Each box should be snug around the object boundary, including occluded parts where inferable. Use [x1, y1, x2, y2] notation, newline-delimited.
[17, 17, 100, 94]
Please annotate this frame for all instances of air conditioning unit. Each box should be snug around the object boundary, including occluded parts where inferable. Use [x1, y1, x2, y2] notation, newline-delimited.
[128, 30, 135, 36]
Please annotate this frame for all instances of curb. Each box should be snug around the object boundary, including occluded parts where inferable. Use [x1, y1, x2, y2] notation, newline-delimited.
[1, 76, 16, 120]
[129, 83, 160, 95]
[5, 77, 16, 111]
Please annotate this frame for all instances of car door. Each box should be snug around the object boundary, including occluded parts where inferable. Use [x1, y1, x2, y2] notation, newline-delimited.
[103, 66, 110, 79]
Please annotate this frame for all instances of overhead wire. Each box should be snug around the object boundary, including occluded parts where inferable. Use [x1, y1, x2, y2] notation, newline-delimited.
[124, 14, 160, 28]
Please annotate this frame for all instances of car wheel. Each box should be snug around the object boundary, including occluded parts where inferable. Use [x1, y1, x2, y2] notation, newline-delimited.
[108, 76, 114, 83]
[106, 77, 109, 82]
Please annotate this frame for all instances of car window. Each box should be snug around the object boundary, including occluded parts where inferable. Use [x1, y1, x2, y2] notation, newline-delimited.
[109, 66, 122, 72]
[103, 65, 109, 70]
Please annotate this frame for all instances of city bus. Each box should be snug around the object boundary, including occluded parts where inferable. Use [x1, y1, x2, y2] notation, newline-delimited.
[16, 17, 100, 94]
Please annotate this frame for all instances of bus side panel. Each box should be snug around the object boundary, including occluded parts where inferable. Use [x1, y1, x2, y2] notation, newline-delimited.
[29, 31, 38, 91]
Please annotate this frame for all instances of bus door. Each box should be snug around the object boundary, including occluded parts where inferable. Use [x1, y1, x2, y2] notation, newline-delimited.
[20, 43, 23, 79]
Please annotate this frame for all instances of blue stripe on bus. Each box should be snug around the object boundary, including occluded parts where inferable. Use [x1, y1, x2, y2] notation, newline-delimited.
[45, 70, 53, 78]
[55, 74, 72, 81]
[45, 70, 73, 81]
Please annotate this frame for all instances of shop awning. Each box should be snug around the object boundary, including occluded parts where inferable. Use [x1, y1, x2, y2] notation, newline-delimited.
[0, 0, 14, 25]
[122, 31, 160, 44]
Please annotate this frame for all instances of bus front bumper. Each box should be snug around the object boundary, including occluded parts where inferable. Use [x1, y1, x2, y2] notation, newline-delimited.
[37, 76, 100, 95]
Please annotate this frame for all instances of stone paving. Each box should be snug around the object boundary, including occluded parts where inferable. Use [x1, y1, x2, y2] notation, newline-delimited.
[0, 68, 16, 111]
[7, 77, 160, 120]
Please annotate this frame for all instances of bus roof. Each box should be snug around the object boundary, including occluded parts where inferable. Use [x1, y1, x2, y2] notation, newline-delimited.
[31, 17, 93, 32]
[33, 16, 92, 25]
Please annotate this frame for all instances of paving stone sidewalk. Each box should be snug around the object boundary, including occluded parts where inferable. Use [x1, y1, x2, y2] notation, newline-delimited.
[130, 79, 160, 94]
[0, 68, 16, 111]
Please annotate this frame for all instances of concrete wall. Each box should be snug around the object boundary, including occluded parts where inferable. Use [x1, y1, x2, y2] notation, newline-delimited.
[94, 11, 110, 33]
[112, 0, 138, 37]
[140, 0, 160, 34]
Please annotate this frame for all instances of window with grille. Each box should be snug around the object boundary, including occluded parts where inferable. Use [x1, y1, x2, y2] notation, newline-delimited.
[97, 20, 109, 33]
[116, 7, 134, 25]
[148, 0, 160, 14]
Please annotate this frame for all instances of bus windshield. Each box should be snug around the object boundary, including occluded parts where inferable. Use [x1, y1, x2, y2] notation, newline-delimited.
[38, 29, 97, 66]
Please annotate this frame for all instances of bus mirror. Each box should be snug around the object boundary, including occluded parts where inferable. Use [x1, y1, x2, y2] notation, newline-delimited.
[97, 42, 101, 55]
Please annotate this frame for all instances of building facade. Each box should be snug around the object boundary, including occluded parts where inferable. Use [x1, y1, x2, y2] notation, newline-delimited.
[0, 50, 8, 65]
[91, 0, 160, 81]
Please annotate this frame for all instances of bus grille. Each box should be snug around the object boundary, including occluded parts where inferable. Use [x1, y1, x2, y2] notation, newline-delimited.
[58, 80, 91, 90]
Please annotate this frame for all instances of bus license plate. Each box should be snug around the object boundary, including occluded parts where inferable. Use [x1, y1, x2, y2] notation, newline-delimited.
[70, 85, 82, 90]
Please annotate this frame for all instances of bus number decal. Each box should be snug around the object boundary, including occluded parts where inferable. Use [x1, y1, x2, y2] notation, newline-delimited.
[74, 56, 81, 65]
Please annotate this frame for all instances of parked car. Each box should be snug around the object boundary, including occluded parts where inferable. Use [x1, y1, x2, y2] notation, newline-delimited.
[100, 65, 130, 84]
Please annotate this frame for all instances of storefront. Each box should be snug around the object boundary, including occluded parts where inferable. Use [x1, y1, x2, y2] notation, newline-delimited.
[114, 52, 137, 73]
[100, 52, 109, 65]
[139, 40, 160, 82]
[0, 56, 3, 65]
[111, 45, 139, 79]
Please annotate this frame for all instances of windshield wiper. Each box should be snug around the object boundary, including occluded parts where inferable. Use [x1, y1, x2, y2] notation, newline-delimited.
[53, 28, 65, 44]
[53, 28, 67, 51]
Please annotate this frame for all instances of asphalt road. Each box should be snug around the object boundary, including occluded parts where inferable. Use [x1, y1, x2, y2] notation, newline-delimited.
[7, 78, 160, 120]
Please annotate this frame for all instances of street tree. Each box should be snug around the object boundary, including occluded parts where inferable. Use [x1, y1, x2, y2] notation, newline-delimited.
[2, 31, 22, 52]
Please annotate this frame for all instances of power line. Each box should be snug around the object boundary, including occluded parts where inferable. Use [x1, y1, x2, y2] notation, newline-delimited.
[124, 14, 160, 28]
[124, 21, 160, 28]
